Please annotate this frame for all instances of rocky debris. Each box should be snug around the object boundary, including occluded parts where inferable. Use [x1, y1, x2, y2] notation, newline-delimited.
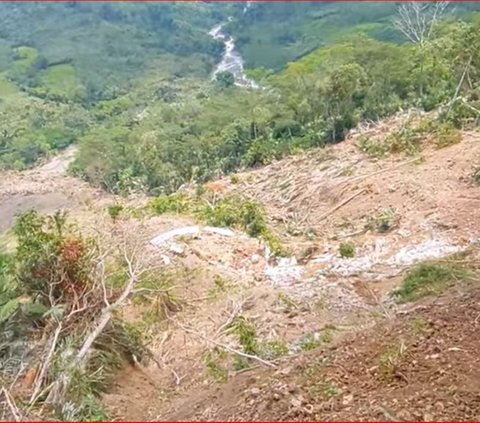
[265, 257, 304, 287]
[386, 238, 462, 266]
[312, 237, 463, 280]
[149, 225, 235, 247]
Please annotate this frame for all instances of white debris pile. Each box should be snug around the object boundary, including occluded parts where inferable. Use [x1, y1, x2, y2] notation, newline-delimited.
[385, 238, 461, 266]
[312, 237, 462, 278]
[265, 257, 304, 287]
[150, 226, 235, 247]
[314, 253, 376, 277]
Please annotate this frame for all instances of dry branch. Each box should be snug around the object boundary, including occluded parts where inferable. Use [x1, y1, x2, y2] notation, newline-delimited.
[29, 323, 63, 405]
[316, 188, 367, 222]
[45, 243, 147, 406]
[1, 388, 22, 422]
[169, 316, 276, 368]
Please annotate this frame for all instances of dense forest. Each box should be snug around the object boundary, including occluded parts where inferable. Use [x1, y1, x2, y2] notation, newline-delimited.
[2, 2, 480, 194]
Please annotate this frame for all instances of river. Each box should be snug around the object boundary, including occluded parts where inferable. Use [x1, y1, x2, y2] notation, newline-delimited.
[208, 5, 259, 89]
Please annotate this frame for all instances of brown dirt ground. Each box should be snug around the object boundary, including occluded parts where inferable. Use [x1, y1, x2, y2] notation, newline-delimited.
[4, 113, 480, 421]
[101, 117, 480, 422]
[159, 283, 480, 421]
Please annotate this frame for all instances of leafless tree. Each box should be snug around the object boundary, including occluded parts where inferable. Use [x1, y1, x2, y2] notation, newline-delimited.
[393, 1, 450, 46]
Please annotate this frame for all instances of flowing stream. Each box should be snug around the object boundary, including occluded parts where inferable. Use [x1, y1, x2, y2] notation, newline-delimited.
[209, 4, 258, 89]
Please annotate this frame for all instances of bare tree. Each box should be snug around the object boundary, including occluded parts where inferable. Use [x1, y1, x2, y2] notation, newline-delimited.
[393, 1, 450, 46]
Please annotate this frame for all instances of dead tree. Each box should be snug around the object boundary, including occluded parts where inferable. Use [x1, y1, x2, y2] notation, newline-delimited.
[393, 1, 450, 46]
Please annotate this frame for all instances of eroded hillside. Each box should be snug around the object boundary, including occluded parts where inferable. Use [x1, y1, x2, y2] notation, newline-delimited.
[1, 112, 480, 421]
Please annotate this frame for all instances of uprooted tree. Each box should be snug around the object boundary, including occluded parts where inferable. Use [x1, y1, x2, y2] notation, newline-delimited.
[0, 210, 157, 420]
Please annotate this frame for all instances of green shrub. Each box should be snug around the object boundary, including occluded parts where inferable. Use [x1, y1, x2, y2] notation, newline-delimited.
[258, 340, 289, 360]
[202, 348, 228, 382]
[393, 261, 469, 303]
[433, 122, 462, 149]
[339, 242, 355, 258]
[149, 193, 191, 215]
[366, 207, 396, 233]
[197, 195, 288, 256]
[358, 124, 421, 158]
[107, 204, 123, 220]
[357, 135, 388, 157]
[227, 316, 258, 355]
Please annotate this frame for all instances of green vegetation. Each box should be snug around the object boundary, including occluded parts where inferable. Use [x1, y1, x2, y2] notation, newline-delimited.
[107, 204, 123, 220]
[203, 348, 229, 382]
[224, 315, 289, 369]
[378, 339, 407, 382]
[365, 207, 397, 234]
[339, 242, 355, 258]
[2, 4, 480, 190]
[299, 328, 335, 351]
[393, 259, 471, 303]
[230, 3, 480, 69]
[148, 191, 287, 257]
[0, 211, 152, 420]
[227, 316, 258, 355]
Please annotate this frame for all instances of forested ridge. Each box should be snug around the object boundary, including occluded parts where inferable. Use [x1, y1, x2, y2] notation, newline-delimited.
[2, 2, 480, 193]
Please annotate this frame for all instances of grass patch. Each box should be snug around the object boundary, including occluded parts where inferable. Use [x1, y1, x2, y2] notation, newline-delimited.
[0, 74, 19, 96]
[365, 207, 396, 233]
[207, 274, 234, 300]
[393, 258, 471, 303]
[276, 292, 299, 312]
[357, 123, 422, 158]
[227, 316, 258, 355]
[107, 204, 123, 220]
[299, 327, 335, 351]
[203, 348, 228, 382]
[258, 340, 289, 360]
[308, 380, 339, 399]
[410, 316, 429, 335]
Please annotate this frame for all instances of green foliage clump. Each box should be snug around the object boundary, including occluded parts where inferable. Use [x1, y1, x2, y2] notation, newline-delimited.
[339, 242, 355, 258]
[258, 340, 289, 360]
[107, 204, 123, 220]
[0, 211, 150, 419]
[216, 71, 235, 88]
[393, 260, 470, 303]
[202, 348, 228, 382]
[358, 124, 421, 158]
[227, 316, 258, 355]
[378, 340, 407, 382]
[149, 193, 191, 215]
[197, 195, 288, 256]
[426, 120, 462, 149]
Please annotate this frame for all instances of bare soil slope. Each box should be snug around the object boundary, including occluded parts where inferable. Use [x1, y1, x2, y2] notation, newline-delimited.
[101, 115, 480, 421]
[3, 113, 480, 421]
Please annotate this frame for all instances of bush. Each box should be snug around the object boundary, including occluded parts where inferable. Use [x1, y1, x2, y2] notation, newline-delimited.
[366, 207, 396, 233]
[149, 193, 191, 215]
[339, 242, 355, 258]
[432, 122, 461, 149]
[197, 195, 288, 256]
[107, 204, 123, 220]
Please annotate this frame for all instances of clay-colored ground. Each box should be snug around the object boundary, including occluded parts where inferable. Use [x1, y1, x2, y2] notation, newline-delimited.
[3, 113, 480, 421]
